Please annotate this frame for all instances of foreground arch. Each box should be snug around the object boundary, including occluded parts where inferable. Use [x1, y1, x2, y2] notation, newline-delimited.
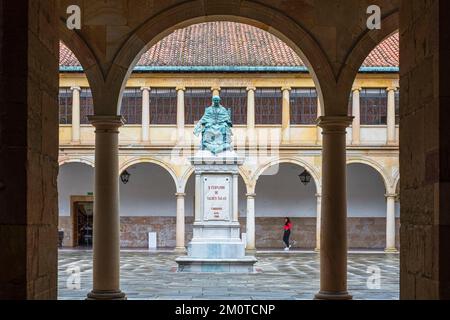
[111, 1, 334, 117]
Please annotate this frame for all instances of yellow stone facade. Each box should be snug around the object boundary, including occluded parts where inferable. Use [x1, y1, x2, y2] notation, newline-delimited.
[59, 72, 400, 196]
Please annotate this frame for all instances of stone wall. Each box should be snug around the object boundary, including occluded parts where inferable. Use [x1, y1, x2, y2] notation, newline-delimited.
[59, 216, 400, 250]
[0, 1, 59, 299]
[400, 0, 450, 299]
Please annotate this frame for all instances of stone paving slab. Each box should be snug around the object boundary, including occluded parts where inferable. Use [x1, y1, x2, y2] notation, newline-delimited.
[58, 250, 399, 300]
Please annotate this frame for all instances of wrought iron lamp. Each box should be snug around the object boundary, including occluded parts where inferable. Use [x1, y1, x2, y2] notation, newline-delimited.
[120, 170, 131, 184]
[298, 169, 312, 186]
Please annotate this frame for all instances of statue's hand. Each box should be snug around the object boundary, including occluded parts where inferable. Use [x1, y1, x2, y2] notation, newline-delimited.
[193, 123, 202, 136]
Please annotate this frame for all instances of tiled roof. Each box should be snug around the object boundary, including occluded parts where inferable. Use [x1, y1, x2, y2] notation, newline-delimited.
[363, 32, 399, 68]
[60, 42, 80, 67]
[60, 22, 399, 71]
[137, 22, 303, 67]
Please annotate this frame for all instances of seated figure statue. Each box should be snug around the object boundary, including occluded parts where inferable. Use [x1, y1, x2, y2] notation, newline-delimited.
[194, 96, 233, 155]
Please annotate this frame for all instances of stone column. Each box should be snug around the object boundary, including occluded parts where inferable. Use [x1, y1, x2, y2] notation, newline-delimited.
[385, 194, 397, 252]
[351, 88, 361, 145]
[246, 193, 256, 252]
[71, 87, 81, 143]
[247, 87, 256, 146]
[315, 116, 353, 300]
[87, 116, 126, 300]
[175, 193, 186, 252]
[387, 87, 397, 145]
[282, 87, 291, 142]
[176, 86, 186, 141]
[315, 193, 322, 251]
[141, 87, 150, 143]
[212, 86, 221, 97]
[233, 174, 239, 222]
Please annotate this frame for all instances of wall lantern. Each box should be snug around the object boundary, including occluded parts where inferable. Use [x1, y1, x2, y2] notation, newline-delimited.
[298, 169, 312, 186]
[120, 170, 131, 184]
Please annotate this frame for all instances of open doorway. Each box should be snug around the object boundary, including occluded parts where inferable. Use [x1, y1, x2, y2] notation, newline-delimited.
[71, 196, 94, 248]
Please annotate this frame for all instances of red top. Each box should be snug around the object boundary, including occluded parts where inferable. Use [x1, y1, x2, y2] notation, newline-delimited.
[284, 222, 292, 231]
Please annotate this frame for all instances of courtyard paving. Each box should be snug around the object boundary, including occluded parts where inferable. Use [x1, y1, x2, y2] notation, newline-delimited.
[58, 250, 399, 300]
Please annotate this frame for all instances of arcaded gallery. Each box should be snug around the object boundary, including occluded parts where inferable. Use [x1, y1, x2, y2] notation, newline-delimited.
[1, 0, 449, 302]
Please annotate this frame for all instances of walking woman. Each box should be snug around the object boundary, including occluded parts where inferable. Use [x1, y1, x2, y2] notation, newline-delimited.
[283, 218, 293, 251]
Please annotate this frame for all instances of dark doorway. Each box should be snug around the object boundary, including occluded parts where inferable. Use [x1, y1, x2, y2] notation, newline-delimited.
[73, 201, 94, 248]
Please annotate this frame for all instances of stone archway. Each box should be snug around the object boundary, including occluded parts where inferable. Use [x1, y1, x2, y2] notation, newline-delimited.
[347, 162, 397, 250]
[254, 162, 319, 250]
[107, 5, 334, 117]
[57, 162, 95, 247]
[336, 11, 400, 115]
[118, 162, 179, 248]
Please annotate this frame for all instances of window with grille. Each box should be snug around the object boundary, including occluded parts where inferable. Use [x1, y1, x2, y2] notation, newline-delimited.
[80, 88, 94, 124]
[121, 88, 142, 124]
[360, 88, 387, 125]
[149, 88, 177, 124]
[290, 88, 318, 125]
[395, 90, 400, 125]
[185, 88, 212, 124]
[255, 88, 282, 125]
[220, 88, 247, 125]
[59, 88, 72, 124]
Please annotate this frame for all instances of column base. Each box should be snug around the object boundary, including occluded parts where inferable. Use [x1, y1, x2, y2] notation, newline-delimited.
[314, 291, 352, 300]
[245, 248, 257, 255]
[385, 247, 398, 253]
[314, 248, 320, 253]
[87, 290, 127, 300]
[174, 246, 187, 253]
[387, 140, 397, 146]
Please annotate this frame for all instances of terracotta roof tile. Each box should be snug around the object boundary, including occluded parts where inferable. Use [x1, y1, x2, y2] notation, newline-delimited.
[363, 32, 399, 67]
[60, 22, 399, 70]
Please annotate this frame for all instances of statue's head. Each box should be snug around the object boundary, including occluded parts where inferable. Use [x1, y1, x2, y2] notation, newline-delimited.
[212, 96, 221, 107]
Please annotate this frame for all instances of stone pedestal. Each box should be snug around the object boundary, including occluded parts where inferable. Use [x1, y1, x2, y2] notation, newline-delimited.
[176, 151, 257, 273]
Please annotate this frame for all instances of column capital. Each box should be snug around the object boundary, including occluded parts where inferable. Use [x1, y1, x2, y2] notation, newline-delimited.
[140, 86, 151, 92]
[246, 193, 256, 199]
[352, 87, 362, 92]
[246, 86, 256, 92]
[176, 86, 186, 91]
[317, 116, 354, 131]
[71, 86, 81, 92]
[176, 192, 186, 198]
[385, 193, 398, 198]
[211, 86, 221, 92]
[88, 115, 125, 131]
[281, 86, 292, 92]
[316, 193, 322, 198]
[386, 86, 398, 92]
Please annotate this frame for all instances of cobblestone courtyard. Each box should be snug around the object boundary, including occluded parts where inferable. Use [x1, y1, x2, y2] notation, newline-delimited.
[58, 250, 399, 300]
